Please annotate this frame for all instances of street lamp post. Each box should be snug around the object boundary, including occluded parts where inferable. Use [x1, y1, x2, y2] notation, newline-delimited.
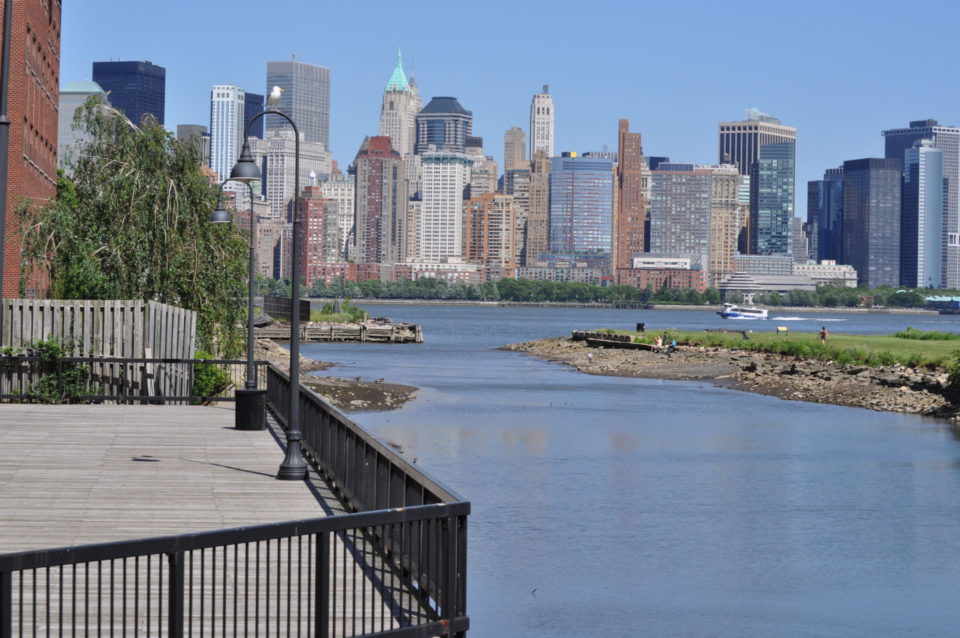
[230, 108, 307, 481]
[210, 180, 265, 431]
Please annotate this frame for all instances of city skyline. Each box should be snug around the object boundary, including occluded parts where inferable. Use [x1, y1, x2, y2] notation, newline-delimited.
[61, 0, 960, 220]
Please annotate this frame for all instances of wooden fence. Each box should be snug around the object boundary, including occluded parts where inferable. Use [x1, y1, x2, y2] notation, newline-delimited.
[0, 299, 197, 401]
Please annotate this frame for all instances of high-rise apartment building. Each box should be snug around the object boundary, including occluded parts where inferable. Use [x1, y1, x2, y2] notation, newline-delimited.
[548, 153, 614, 264]
[58, 81, 107, 172]
[504, 127, 526, 172]
[418, 151, 472, 261]
[463, 193, 516, 270]
[502, 168, 531, 265]
[901, 140, 944, 288]
[530, 85, 554, 159]
[319, 173, 355, 259]
[92, 60, 165, 126]
[525, 151, 552, 265]
[465, 137, 498, 198]
[648, 166, 712, 260]
[842, 158, 902, 287]
[298, 186, 342, 286]
[750, 141, 795, 255]
[352, 136, 407, 265]
[250, 129, 332, 219]
[1, 0, 62, 297]
[615, 119, 646, 270]
[415, 97, 472, 154]
[210, 84, 246, 183]
[266, 59, 331, 148]
[883, 119, 960, 288]
[379, 51, 421, 157]
[707, 165, 745, 282]
[244, 91, 264, 138]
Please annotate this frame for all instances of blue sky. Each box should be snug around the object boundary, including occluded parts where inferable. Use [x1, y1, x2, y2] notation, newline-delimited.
[62, 0, 959, 216]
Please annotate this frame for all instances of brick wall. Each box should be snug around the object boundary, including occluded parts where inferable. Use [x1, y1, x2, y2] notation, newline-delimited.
[1, 0, 61, 296]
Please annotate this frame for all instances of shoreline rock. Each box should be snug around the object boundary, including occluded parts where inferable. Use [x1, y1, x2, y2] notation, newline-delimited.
[503, 337, 960, 422]
[254, 338, 418, 412]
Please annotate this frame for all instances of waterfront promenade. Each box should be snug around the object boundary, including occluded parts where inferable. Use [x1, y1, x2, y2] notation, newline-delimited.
[0, 404, 417, 637]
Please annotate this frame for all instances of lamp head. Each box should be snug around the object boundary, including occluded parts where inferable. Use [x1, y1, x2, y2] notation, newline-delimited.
[230, 141, 261, 183]
[210, 203, 232, 224]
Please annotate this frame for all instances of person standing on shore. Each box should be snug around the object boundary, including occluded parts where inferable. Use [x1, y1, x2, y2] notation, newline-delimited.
[819, 326, 828, 343]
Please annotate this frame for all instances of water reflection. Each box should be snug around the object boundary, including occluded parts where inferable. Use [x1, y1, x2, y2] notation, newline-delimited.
[303, 305, 960, 637]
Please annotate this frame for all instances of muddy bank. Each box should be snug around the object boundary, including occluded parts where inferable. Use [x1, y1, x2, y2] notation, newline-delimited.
[503, 337, 959, 422]
[254, 338, 417, 412]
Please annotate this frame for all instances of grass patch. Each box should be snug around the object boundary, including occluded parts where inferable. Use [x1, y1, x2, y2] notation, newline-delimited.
[893, 326, 960, 341]
[600, 328, 960, 370]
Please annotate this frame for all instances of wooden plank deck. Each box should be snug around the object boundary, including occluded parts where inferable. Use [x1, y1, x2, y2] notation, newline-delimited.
[0, 404, 329, 553]
[0, 404, 416, 636]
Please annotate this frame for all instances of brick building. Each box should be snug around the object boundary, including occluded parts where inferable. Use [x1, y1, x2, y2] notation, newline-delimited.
[1, 0, 62, 297]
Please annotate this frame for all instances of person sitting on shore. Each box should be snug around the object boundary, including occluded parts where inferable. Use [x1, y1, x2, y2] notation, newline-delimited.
[667, 338, 678, 353]
[653, 335, 663, 352]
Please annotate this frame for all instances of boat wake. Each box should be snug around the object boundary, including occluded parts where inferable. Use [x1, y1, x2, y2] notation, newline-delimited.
[770, 316, 847, 322]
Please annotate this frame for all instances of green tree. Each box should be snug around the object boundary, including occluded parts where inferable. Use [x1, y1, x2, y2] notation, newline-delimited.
[22, 98, 248, 355]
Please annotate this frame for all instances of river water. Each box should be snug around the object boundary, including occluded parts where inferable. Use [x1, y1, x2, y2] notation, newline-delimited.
[302, 306, 960, 637]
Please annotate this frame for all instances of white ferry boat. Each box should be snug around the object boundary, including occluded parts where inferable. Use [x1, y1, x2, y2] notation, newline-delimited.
[717, 303, 768, 320]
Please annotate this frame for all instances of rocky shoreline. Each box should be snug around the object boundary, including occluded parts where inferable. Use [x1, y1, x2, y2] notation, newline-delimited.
[254, 339, 417, 412]
[503, 337, 960, 422]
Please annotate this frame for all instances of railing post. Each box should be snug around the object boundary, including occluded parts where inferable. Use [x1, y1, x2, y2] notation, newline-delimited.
[456, 515, 467, 638]
[0, 570, 11, 638]
[314, 533, 329, 638]
[443, 517, 457, 634]
[168, 552, 184, 638]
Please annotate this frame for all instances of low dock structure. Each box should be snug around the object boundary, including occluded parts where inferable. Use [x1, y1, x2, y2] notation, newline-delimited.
[256, 321, 422, 343]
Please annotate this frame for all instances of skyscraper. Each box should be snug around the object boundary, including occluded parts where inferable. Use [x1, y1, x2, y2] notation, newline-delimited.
[379, 50, 421, 157]
[352, 136, 407, 265]
[415, 97, 472, 154]
[92, 60, 166, 125]
[465, 137, 498, 197]
[244, 91, 264, 138]
[615, 119, 646, 270]
[504, 127, 526, 172]
[530, 85, 554, 159]
[58, 81, 108, 172]
[319, 173, 355, 259]
[718, 109, 797, 175]
[525, 151, 552, 265]
[901, 140, 944, 288]
[842, 158, 902, 287]
[807, 167, 844, 263]
[719, 110, 796, 253]
[210, 85, 246, 183]
[266, 59, 331, 148]
[751, 141, 795, 255]
[418, 151, 472, 261]
[883, 119, 960, 288]
[707, 165, 745, 282]
[548, 153, 614, 264]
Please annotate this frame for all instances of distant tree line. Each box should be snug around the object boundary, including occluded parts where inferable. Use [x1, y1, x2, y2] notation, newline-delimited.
[257, 275, 953, 309]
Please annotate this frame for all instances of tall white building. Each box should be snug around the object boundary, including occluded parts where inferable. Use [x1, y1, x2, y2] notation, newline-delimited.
[530, 85, 555, 159]
[418, 151, 472, 261]
[250, 129, 332, 219]
[210, 84, 246, 183]
[319, 174, 356, 259]
[379, 50, 421, 157]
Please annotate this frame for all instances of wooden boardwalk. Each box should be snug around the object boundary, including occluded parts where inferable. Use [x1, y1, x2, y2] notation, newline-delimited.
[0, 404, 414, 637]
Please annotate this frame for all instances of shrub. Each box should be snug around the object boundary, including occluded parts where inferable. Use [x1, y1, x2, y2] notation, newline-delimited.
[24, 338, 89, 404]
[192, 350, 231, 401]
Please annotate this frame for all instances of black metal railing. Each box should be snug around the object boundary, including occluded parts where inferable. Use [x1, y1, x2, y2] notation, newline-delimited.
[0, 362, 470, 637]
[0, 356, 268, 404]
